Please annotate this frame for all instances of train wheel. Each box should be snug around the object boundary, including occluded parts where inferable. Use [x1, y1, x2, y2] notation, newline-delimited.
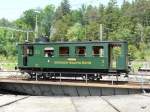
[88, 76, 95, 81]
[124, 73, 128, 78]
[28, 72, 36, 79]
[96, 77, 100, 81]
[82, 75, 86, 80]
[43, 73, 49, 80]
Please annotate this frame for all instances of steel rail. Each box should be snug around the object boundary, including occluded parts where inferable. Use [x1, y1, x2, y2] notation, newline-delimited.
[0, 96, 29, 108]
[0, 70, 150, 76]
[101, 96, 121, 112]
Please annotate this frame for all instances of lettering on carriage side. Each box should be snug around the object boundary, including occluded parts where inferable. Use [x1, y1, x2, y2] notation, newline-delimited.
[54, 61, 91, 65]
[54, 61, 68, 64]
[68, 61, 81, 64]
[81, 61, 91, 64]
[67, 58, 76, 61]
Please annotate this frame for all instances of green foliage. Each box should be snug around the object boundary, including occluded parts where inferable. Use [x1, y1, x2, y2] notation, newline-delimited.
[128, 45, 138, 60]
[21, 9, 38, 29]
[40, 5, 55, 36]
[66, 23, 85, 41]
[0, 0, 150, 60]
[60, 0, 70, 15]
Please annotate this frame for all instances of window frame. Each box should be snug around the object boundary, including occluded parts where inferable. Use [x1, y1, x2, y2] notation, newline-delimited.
[92, 46, 104, 57]
[59, 46, 69, 57]
[44, 47, 54, 57]
[75, 46, 86, 56]
[23, 45, 34, 56]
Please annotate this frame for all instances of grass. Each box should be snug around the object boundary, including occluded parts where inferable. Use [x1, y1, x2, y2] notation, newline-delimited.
[0, 63, 17, 70]
[144, 48, 150, 60]
[131, 47, 150, 72]
[0, 55, 17, 70]
[131, 61, 143, 72]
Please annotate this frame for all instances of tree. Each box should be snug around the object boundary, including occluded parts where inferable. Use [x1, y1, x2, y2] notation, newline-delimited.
[103, 0, 120, 40]
[20, 9, 39, 30]
[40, 5, 55, 36]
[52, 19, 69, 41]
[0, 0, 150, 60]
[0, 18, 12, 27]
[66, 23, 85, 41]
[54, 0, 70, 20]
[52, 0, 71, 41]
[61, 0, 70, 15]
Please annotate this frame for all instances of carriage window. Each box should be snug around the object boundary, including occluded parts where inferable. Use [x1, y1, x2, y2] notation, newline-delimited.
[59, 47, 69, 56]
[27, 46, 34, 56]
[44, 47, 54, 57]
[93, 46, 104, 57]
[76, 46, 86, 56]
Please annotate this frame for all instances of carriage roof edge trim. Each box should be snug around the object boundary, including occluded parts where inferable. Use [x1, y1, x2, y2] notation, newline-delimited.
[18, 41, 127, 45]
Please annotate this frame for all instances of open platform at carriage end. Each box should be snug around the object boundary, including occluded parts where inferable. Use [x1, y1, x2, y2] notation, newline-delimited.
[0, 79, 149, 96]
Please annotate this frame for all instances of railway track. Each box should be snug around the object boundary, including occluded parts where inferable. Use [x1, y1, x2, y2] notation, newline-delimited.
[0, 70, 150, 86]
[26, 78, 129, 84]
[0, 77, 149, 96]
[141, 94, 150, 97]
[101, 96, 121, 112]
[0, 96, 29, 108]
[0, 70, 150, 77]
[1, 76, 150, 86]
[0, 88, 29, 95]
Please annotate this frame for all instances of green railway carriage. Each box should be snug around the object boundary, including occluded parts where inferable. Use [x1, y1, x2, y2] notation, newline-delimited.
[17, 41, 129, 79]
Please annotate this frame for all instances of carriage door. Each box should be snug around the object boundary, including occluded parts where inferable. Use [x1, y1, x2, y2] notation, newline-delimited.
[23, 45, 34, 66]
[108, 44, 121, 69]
[23, 45, 28, 66]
